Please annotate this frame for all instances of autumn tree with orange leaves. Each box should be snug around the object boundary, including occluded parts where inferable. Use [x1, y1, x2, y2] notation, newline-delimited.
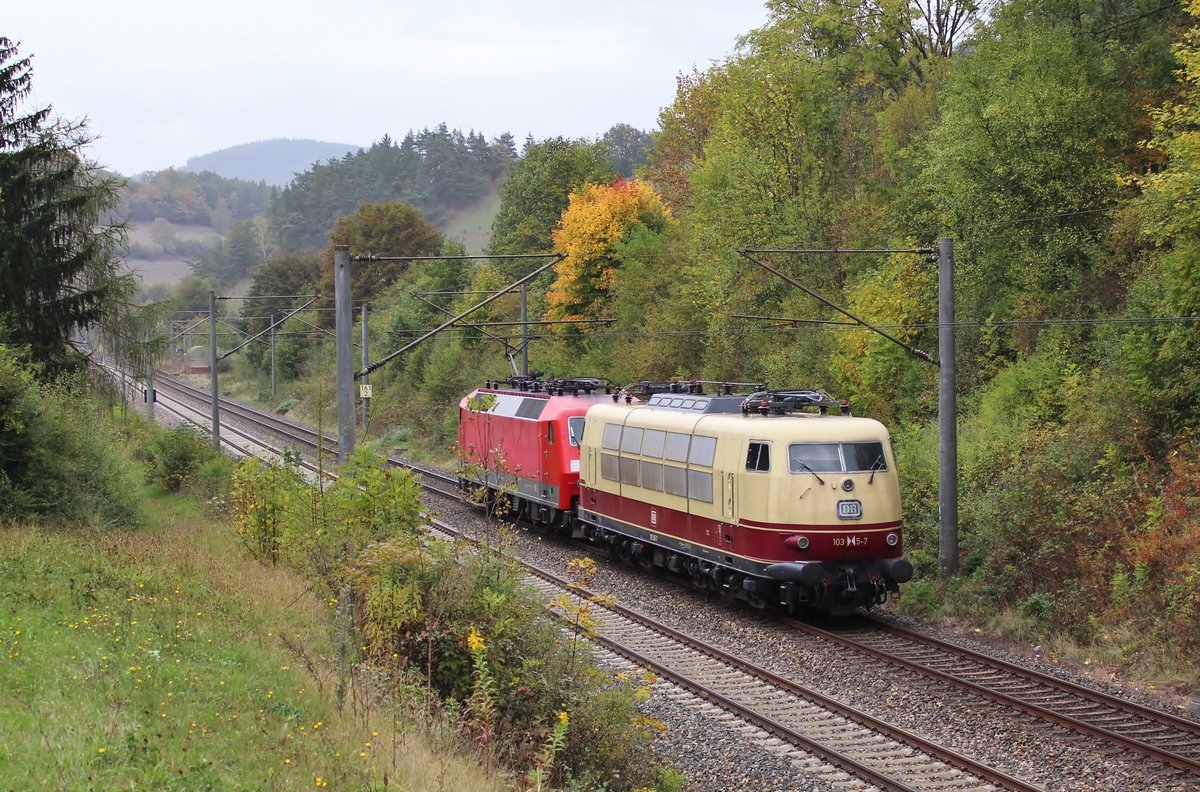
[545, 179, 674, 325]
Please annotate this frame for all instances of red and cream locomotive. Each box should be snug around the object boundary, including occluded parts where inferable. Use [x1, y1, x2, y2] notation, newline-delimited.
[459, 378, 912, 615]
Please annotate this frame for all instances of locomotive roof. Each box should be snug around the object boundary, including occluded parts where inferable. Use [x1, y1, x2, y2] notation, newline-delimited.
[586, 400, 890, 443]
[460, 387, 614, 422]
[642, 392, 747, 413]
[469, 386, 614, 401]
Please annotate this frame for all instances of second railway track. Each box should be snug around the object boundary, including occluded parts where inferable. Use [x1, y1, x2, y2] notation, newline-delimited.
[795, 617, 1200, 777]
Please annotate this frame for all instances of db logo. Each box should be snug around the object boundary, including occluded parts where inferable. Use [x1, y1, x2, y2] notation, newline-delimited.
[650, 509, 657, 527]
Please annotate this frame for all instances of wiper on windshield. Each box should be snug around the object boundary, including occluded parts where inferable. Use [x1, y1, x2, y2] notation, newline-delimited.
[868, 454, 885, 484]
[793, 459, 825, 486]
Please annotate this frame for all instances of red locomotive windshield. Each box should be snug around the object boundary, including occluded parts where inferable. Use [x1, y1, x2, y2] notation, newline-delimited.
[567, 416, 585, 446]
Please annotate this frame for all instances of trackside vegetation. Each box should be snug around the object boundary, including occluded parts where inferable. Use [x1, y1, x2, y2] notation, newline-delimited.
[230, 452, 676, 789]
[0, 344, 141, 525]
[0, 395, 506, 789]
[0, 366, 675, 788]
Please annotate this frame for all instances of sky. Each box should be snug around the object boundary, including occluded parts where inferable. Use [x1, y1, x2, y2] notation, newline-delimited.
[7, 1, 770, 177]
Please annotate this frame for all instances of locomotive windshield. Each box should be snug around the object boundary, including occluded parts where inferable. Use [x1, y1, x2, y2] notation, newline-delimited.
[568, 416, 585, 447]
[789, 441, 888, 474]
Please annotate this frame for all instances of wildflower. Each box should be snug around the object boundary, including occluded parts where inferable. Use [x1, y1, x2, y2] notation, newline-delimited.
[467, 626, 485, 652]
[97, 747, 106, 754]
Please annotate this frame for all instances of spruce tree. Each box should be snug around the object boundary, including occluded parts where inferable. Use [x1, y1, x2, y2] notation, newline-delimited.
[0, 37, 134, 371]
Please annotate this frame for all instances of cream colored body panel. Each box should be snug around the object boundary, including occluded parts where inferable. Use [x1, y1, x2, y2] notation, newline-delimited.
[581, 402, 900, 529]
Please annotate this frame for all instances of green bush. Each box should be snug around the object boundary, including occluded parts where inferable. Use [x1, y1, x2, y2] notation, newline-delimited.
[348, 538, 664, 789]
[194, 455, 234, 506]
[142, 424, 216, 492]
[274, 398, 299, 414]
[229, 450, 665, 789]
[0, 345, 142, 527]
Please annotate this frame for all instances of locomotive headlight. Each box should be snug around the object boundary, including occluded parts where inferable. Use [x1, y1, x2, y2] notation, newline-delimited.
[841, 478, 854, 492]
[785, 535, 810, 551]
[886, 533, 899, 547]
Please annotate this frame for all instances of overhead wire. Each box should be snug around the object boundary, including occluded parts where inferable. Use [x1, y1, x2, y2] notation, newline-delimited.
[377, 314, 1199, 344]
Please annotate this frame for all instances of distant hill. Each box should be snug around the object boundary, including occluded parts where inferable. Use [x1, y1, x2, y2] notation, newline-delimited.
[185, 139, 363, 186]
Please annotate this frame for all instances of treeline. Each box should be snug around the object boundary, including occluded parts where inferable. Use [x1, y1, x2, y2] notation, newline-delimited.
[268, 126, 518, 250]
[122, 168, 272, 230]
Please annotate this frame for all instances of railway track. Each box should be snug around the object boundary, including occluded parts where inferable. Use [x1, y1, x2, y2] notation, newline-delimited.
[152, 371, 465, 498]
[794, 618, 1200, 778]
[151, 373, 337, 459]
[128, 368, 1039, 790]
[510, 556, 1035, 792]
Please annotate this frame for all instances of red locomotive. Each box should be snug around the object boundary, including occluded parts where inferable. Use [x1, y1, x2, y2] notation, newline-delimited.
[458, 377, 616, 532]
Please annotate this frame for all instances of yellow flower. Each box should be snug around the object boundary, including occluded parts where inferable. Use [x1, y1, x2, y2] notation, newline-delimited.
[559, 711, 569, 727]
[466, 625, 485, 652]
[97, 747, 106, 754]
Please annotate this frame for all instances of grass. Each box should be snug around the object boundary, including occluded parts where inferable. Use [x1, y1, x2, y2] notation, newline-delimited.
[0, 480, 508, 791]
[441, 180, 502, 254]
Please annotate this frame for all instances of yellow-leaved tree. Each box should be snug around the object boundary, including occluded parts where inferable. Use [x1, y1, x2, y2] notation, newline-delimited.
[545, 179, 673, 324]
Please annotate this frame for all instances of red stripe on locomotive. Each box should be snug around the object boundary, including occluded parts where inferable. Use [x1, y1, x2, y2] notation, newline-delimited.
[580, 485, 904, 565]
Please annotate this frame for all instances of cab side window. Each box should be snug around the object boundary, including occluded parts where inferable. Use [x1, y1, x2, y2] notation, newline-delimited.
[746, 442, 770, 472]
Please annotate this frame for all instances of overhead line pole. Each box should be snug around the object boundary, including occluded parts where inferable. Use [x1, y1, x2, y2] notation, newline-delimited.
[145, 326, 156, 422]
[208, 290, 220, 451]
[270, 313, 277, 398]
[360, 303, 369, 432]
[521, 284, 529, 377]
[335, 247, 355, 465]
[938, 238, 958, 580]
[738, 244, 958, 581]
